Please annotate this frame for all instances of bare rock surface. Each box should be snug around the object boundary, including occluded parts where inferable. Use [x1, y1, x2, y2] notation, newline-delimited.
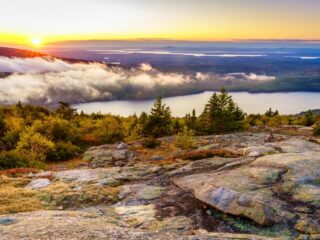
[0, 210, 285, 240]
[1, 132, 320, 239]
[84, 144, 135, 168]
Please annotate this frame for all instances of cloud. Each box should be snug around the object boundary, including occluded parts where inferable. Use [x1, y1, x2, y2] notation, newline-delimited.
[0, 57, 276, 105]
[226, 72, 276, 81]
[139, 63, 154, 72]
[0, 57, 71, 73]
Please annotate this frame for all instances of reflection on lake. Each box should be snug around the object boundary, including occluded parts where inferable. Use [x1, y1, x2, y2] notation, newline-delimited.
[73, 92, 320, 117]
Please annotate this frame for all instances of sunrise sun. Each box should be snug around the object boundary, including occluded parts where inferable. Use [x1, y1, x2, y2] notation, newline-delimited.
[31, 38, 42, 46]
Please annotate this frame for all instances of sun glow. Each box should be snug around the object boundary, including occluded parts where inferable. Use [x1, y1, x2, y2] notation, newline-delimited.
[31, 38, 42, 47]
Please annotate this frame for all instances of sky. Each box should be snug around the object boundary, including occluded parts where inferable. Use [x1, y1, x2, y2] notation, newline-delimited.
[0, 0, 320, 46]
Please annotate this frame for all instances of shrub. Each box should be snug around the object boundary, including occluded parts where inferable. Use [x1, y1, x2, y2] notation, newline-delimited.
[47, 142, 81, 161]
[304, 110, 315, 127]
[142, 138, 161, 149]
[2, 130, 21, 150]
[0, 151, 30, 170]
[16, 127, 55, 162]
[32, 116, 81, 144]
[92, 116, 124, 143]
[313, 124, 320, 136]
[174, 127, 196, 150]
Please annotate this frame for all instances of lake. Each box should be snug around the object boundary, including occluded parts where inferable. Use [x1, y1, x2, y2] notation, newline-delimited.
[73, 91, 320, 117]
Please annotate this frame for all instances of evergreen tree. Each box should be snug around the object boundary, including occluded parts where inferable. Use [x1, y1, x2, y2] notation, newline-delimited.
[139, 112, 149, 135]
[265, 108, 279, 118]
[200, 89, 244, 133]
[56, 102, 77, 120]
[185, 109, 197, 131]
[172, 119, 182, 134]
[304, 110, 315, 126]
[144, 97, 173, 137]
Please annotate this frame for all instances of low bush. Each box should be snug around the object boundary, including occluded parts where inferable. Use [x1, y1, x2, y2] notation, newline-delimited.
[47, 142, 81, 161]
[174, 127, 196, 150]
[313, 124, 320, 136]
[142, 138, 161, 149]
[0, 151, 30, 170]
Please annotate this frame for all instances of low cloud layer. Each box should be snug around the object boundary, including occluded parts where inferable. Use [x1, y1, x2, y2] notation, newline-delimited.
[226, 72, 276, 81]
[90, 49, 266, 58]
[0, 57, 276, 105]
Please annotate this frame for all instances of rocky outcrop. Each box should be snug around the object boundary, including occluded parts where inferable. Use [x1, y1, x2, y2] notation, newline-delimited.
[83, 143, 135, 168]
[0, 210, 284, 240]
[1, 132, 320, 239]
[175, 134, 320, 233]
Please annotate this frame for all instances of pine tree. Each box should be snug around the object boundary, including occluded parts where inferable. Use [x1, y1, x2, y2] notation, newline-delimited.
[265, 108, 279, 118]
[144, 97, 173, 137]
[304, 110, 315, 127]
[200, 89, 244, 133]
[185, 109, 197, 131]
[56, 102, 77, 120]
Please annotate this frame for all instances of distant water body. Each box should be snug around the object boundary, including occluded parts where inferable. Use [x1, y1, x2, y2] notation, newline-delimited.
[73, 92, 320, 117]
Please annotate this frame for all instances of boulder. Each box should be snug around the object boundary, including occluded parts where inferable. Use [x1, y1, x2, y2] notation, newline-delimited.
[117, 142, 127, 150]
[26, 178, 51, 189]
[194, 184, 279, 225]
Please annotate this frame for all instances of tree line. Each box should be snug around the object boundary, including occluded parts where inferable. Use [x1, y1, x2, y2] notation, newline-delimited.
[0, 89, 318, 170]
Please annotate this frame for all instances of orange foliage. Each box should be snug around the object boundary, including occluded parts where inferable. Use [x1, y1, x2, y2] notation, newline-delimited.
[81, 134, 101, 145]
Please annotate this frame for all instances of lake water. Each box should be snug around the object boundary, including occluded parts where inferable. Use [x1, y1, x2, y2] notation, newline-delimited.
[73, 92, 320, 117]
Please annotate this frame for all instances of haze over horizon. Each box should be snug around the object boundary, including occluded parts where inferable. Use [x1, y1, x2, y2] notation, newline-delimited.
[1, 0, 320, 48]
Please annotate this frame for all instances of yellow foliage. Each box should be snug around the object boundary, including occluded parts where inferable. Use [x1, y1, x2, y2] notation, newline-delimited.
[16, 127, 55, 162]
[174, 126, 196, 150]
[4, 116, 24, 132]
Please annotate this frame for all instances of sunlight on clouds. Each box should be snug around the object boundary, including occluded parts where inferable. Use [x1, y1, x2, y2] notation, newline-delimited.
[0, 57, 276, 105]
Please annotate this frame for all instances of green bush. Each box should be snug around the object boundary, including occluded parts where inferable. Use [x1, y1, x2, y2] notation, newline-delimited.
[313, 124, 320, 136]
[47, 142, 81, 161]
[142, 138, 161, 149]
[2, 130, 21, 150]
[0, 151, 30, 170]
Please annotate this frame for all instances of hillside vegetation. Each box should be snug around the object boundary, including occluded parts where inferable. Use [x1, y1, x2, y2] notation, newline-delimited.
[0, 89, 319, 170]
